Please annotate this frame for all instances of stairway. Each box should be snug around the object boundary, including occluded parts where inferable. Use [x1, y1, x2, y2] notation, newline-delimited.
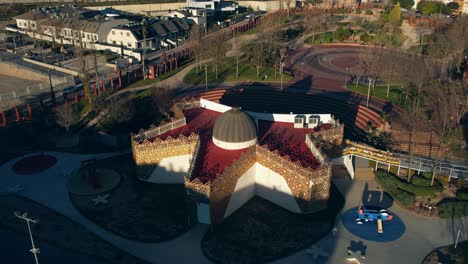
[354, 168, 374, 180]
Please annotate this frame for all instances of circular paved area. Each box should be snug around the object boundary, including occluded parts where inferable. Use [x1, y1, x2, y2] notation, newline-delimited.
[12, 154, 57, 175]
[342, 207, 406, 242]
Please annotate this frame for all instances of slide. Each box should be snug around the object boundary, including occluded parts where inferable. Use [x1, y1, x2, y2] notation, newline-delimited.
[377, 217, 383, 234]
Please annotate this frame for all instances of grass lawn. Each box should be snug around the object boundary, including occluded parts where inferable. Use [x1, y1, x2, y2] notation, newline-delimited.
[183, 56, 293, 85]
[70, 154, 197, 242]
[374, 170, 444, 206]
[202, 183, 344, 263]
[423, 241, 468, 264]
[347, 84, 403, 106]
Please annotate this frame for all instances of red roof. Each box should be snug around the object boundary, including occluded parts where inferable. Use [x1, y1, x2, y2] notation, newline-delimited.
[150, 108, 321, 183]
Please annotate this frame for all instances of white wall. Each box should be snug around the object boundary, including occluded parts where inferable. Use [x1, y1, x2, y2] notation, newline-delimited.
[224, 165, 256, 218]
[343, 155, 355, 179]
[108, 28, 138, 49]
[145, 154, 192, 183]
[255, 163, 302, 213]
[200, 98, 334, 125]
[212, 137, 257, 150]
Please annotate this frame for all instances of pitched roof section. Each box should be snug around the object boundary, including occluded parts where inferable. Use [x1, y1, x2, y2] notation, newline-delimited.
[161, 20, 178, 33]
[14, 11, 48, 21]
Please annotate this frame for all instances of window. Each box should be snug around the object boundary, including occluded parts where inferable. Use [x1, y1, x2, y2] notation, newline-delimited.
[94, 35, 97, 41]
[112, 41, 116, 45]
[120, 32, 123, 35]
[87, 34, 90, 40]
[126, 32, 130, 37]
[127, 42, 132, 47]
[112, 31, 115, 35]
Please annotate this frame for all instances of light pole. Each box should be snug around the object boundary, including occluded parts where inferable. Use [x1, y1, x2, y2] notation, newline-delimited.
[366, 77, 372, 107]
[345, 66, 349, 86]
[455, 229, 461, 249]
[281, 62, 285, 91]
[204, 64, 208, 93]
[301, 61, 304, 80]
[14, 211, 40, 264]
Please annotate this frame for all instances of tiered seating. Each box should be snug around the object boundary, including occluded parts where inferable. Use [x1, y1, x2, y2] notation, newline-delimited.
[355, 105, 386, 131]
[197, 89, 227, 103]
[391, 130, 449, 158]
[220, 89, 385, 139]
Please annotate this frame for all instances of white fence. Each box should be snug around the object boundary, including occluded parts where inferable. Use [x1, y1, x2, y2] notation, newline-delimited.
[133, 117, 187, 142]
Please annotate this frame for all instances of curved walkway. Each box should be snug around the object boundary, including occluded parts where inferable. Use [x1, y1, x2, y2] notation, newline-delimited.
[1, 152, 467, 264]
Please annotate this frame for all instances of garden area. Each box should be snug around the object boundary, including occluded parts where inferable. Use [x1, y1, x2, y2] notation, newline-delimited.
[202, 183, 344, 263]
[69, 154, 197, 242]
[183, 57, 293, 85]
[374, 169, 468, 218]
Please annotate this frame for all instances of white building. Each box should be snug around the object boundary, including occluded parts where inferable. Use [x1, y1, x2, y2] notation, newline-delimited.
[164, 7, 207, 27]
[186, 0, 238, 15]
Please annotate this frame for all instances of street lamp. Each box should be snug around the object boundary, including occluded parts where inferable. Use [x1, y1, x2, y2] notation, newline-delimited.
[204, 64, 208, 93]
[345, 66, 349, 86]
[301, 61, 304, 80]
[366, 77, 372, 107]
[14, 211, 40, 264]
[281, 62, 285, 91]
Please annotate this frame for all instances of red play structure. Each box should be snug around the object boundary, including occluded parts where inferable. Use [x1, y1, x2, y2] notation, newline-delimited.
[82, 159, 101, 190]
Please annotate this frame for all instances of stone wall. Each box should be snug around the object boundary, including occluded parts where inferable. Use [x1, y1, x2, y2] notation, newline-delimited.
[132, 133, 198, 165]
[208, 144, 332, 224]
[210, 146, 257, 224]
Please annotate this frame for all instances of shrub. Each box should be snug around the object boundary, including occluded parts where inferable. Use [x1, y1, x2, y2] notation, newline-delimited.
[411, 175, 432, 187]
[437, 199, 468, 218]
[393, 188, 416, 206]
[456, 190, 468, 201]
[365, 10, 373, 15]
[422, 172, 432, 179]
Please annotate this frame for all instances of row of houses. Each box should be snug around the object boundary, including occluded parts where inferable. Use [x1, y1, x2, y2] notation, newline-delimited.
[7, 6, 197, 60]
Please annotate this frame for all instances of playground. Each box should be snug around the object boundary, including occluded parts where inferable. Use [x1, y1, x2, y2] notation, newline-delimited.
[67, 163, 121, 196]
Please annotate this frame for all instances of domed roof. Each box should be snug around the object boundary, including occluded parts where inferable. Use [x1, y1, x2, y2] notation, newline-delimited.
[212, 108, 257, 149]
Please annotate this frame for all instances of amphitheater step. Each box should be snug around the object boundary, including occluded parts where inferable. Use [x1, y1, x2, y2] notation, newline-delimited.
[354, 168, 375, 180]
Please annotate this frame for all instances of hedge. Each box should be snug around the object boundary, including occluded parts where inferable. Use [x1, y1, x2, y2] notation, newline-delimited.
[437, 199, 468, 218]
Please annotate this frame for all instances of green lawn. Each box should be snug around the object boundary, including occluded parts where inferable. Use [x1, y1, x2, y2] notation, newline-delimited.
[374, 170, 444, 206]
[347, 84, 403, 106]
[183, 57, 293, 85]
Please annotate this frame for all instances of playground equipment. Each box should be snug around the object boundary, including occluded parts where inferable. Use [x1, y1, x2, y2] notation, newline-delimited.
[356, 205, 393, 233]
[82, 159, 101, 190]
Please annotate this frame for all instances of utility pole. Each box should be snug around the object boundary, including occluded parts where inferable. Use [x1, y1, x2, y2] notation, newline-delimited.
[14, 211, 40, 264]
[281, 62, 285, 91]
[345, 66, 349, 86]
[204, 64, 208, 92]
[366, 77, 372, 107]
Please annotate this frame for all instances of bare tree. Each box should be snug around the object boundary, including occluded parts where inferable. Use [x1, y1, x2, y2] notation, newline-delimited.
[152, 85, 174, 119]
[208, 32, 227, 80]
[102, 97, 136, 127]
[189, 25, 204, 74]
[232, 34, 241, 78]
[55, 104, 79, 132]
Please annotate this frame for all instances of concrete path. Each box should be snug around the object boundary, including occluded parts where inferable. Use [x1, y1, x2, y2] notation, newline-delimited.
[1, 152, 467, 264]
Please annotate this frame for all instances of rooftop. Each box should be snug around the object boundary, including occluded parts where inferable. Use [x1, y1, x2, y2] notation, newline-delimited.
[144, 108, 323, 183]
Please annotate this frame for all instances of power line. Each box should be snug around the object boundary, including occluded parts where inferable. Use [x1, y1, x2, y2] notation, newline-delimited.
[14, 211, 40, 264]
